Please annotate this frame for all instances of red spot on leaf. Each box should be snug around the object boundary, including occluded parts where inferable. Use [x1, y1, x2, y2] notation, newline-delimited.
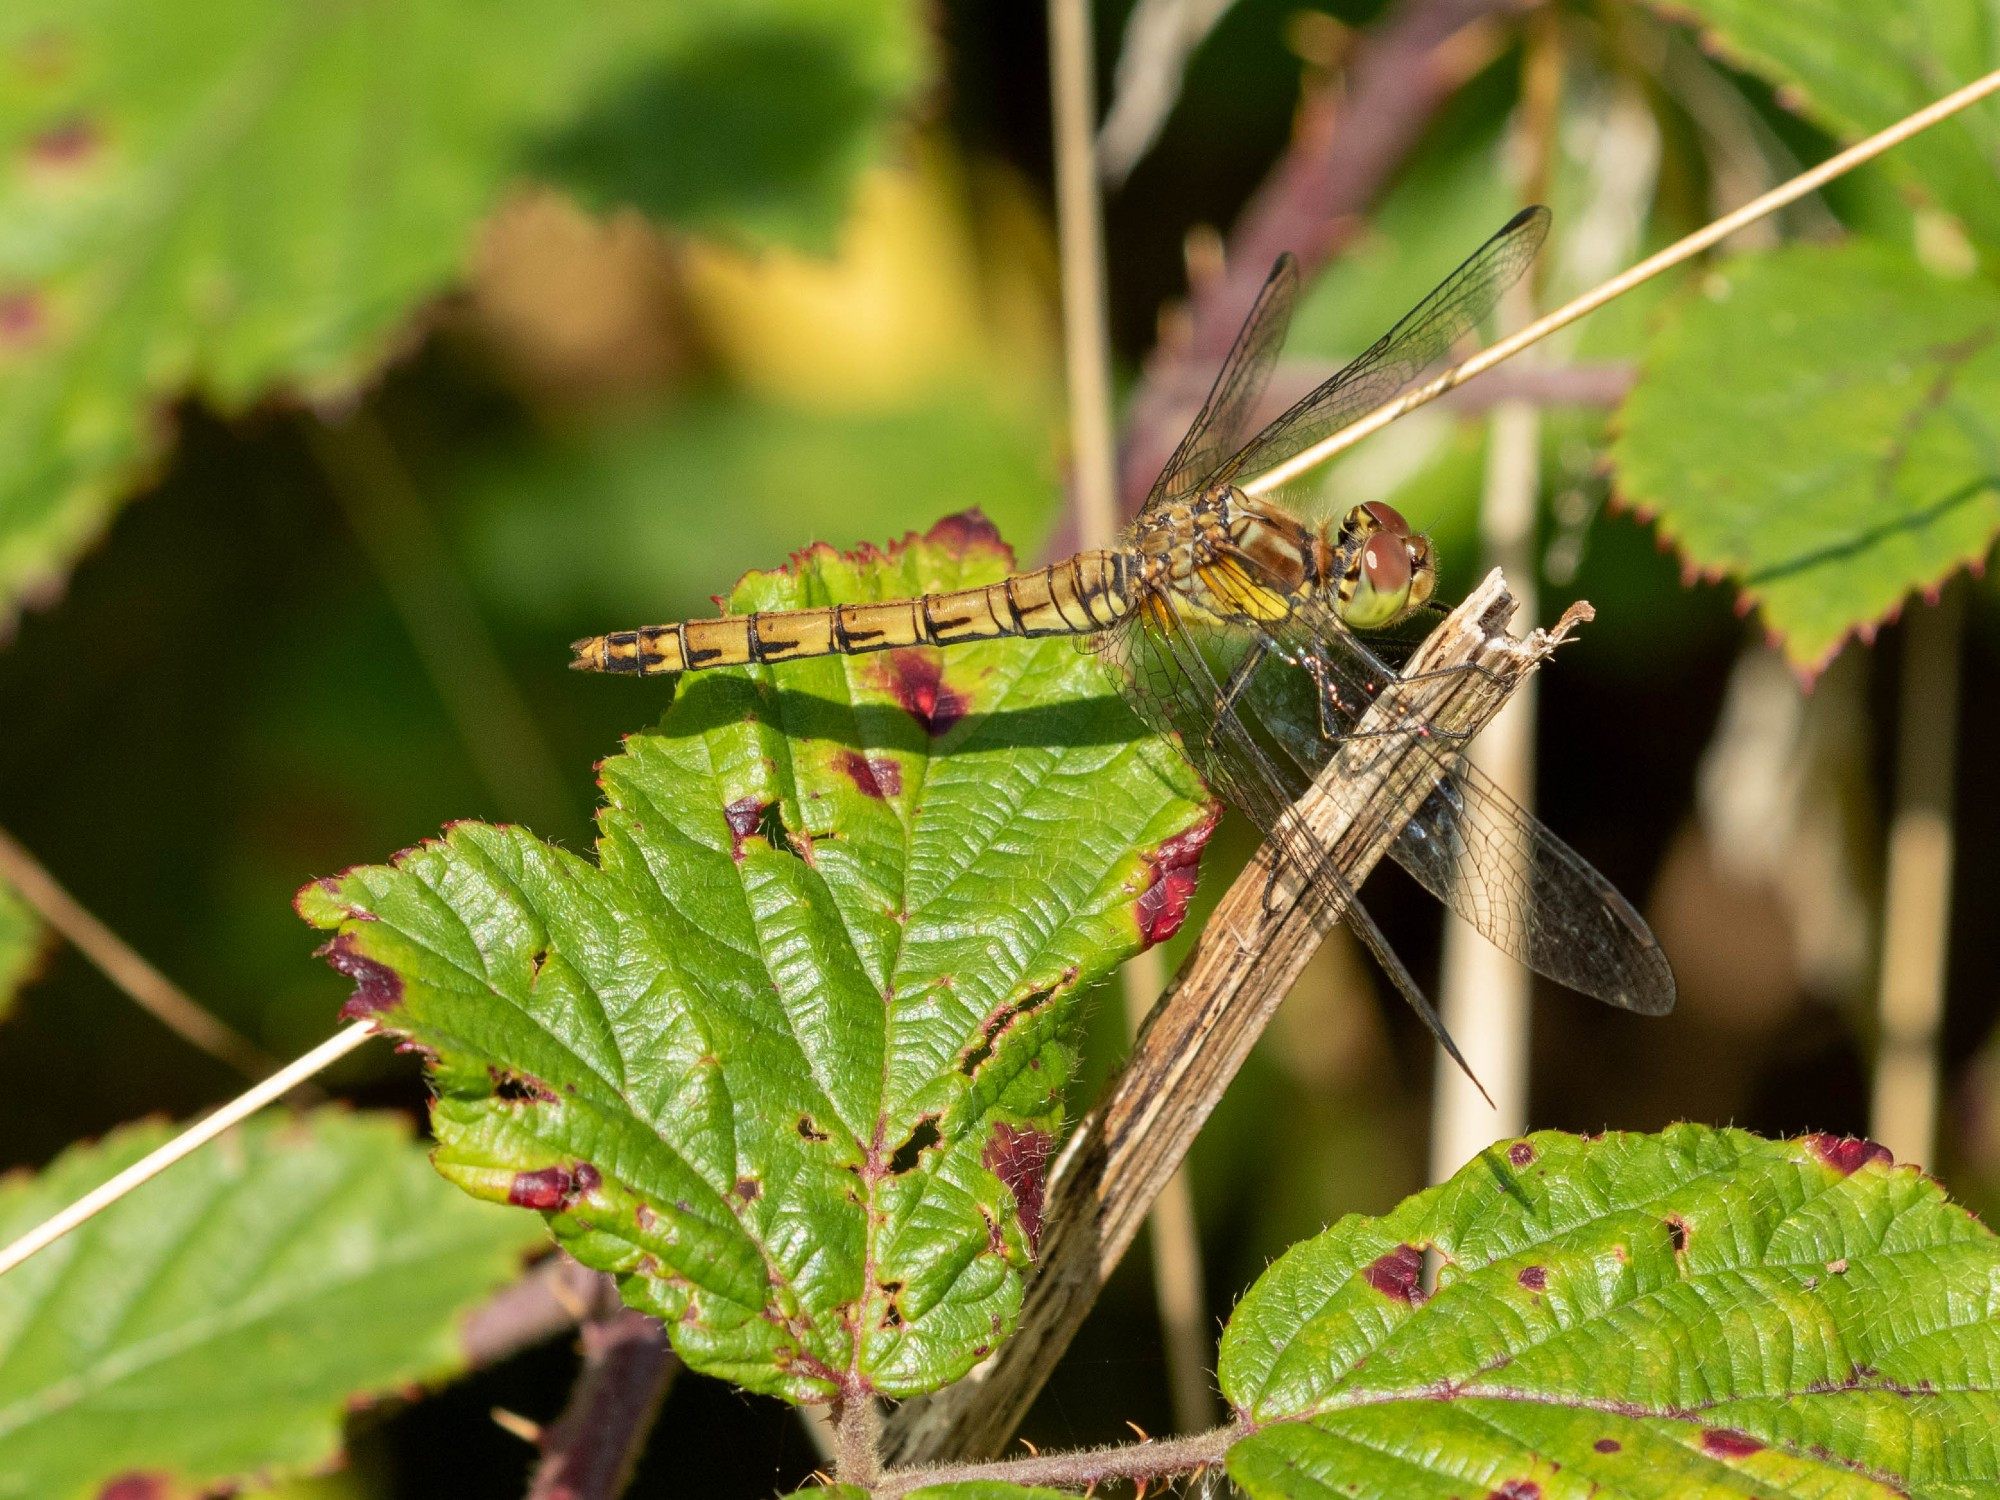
[1702, 1428, 1764, 1457]
[508, 1163, 598, 1211]
[0, 291, 43, 348]
[984, 1122, 1053, 1254]
[886, 651, 968, 736]
[508, 1167, 572, 1209]
[97, 1476, 166, 1500]
[317, 931, 403, 1019]
[923, 509, 1007, 557]
[834, 750, 902, 799]
[734, 1176, 762, 1202]
[1507, 1141, 1535, 1167]
[28, 116, 97, 168]
[1665, 1214, 1688, 1253]
[1363, 1244, 1424, 1303]
[1135, 808, 1218, 945]
[1517, 1265, 1546, 1291]
[1804, 1134, 1892, 1175]
[724, 796, 769, 859]
[1487, 1482, 1540, 1500]
[1593, 1438, 1621, 1454]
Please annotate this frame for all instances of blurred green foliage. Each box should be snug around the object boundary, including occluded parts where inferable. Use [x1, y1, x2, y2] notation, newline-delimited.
[0, 1111, 543, 1499]
[0, 0, 923, 619]
[0, 877, 38, 1020]
[1618, 242, 2000, 670]
[0, 0, 1997, 1494]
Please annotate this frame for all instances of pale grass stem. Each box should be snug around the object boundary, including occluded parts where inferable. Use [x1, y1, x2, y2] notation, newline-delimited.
[1869, 584, 1964, 1165]
[0, 1021, 375, 1279]
[1243, 65, 2000, 495]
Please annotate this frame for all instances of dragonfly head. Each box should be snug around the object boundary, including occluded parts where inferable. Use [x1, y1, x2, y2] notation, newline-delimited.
[1334, 501, 1434, 630]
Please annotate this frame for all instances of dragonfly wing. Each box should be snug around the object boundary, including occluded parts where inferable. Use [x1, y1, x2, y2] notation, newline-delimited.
[1214, 206, 1551, 490]
[1388, 763, 1677, 1015]
[1098, 591, 1484, 1086]
[1236, 583, 1676, 1017]
[1142, 255, 1299, 515]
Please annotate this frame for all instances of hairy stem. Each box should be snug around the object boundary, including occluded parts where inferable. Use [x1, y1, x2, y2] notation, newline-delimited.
[834, 1394, 882, 1488]
[876, 1425, 1237, 1499]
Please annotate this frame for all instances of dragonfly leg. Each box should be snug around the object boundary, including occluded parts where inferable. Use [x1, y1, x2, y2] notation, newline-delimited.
[1295, 651, 1489, 747]
[1204, 640, 1270, 748]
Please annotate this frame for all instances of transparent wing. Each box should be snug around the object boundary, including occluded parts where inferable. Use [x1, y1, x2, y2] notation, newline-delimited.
[1241, 584, 1676, 1016]
[1391, 766, 1676, 1014]
[1097, 589, 1486, 1087]
[1141, 255, 1299, 516]
[1213, 206, 1551, 491]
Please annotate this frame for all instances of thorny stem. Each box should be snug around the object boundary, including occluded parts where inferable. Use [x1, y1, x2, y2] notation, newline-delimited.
[834, 1393, 883, 1488]
[872, 1425, 1237, 1500]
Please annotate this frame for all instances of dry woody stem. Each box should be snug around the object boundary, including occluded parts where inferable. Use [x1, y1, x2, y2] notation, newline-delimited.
[884, 568, 1587, 1464]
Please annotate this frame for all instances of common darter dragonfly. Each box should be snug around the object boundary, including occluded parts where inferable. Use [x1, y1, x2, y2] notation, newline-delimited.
[572, 206, 1676, 1074]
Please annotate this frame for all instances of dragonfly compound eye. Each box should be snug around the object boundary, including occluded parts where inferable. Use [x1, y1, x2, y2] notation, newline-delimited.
[1345, 531, 1414, 629]
[1362, 500, 1412, 536]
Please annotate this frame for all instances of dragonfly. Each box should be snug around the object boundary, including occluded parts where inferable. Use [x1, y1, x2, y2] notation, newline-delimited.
[571, 205, 1677, 1077]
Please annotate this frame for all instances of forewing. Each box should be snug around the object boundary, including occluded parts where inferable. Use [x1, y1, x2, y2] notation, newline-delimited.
[1389, 766, 1677, 1015]
[1098, 592, 1484, 1085]
[1217, 206, 1551, 489]
[1142, 255, 1299, 515]
[1248, 587, 1676, 1017]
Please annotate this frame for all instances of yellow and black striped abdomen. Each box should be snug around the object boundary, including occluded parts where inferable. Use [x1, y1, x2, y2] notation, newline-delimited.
[571, 550, 1135, 676]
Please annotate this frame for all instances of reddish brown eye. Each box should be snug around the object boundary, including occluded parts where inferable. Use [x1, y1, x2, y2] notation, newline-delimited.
[1363, 501, 1412, 536]
[1363, 532, 1411, 591]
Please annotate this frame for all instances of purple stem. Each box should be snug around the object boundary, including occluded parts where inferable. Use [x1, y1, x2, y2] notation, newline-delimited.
[524, 1307, 679, 1500]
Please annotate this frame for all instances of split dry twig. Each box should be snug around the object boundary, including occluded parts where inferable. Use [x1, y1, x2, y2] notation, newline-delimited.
[883, 567, 1588, 1463]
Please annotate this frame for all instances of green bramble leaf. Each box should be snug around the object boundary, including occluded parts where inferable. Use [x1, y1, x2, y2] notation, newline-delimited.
[0, 0, 923, 621]
[0, 1110, 544, 1500]
[298, 516, 1215, 1405]
[1220, 1124, 2000, 1498]
[1613, 241, 2000, 671]
[1644, 0, 2000, 252]
[0, 875, 45, 1018]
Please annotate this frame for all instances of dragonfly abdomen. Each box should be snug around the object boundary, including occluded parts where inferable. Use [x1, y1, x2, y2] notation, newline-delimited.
[571, 550, 1135, 676]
